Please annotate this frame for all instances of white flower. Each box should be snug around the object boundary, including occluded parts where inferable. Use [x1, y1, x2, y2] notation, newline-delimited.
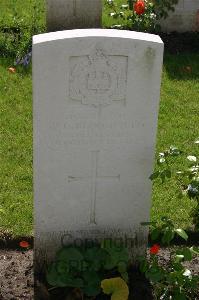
[189, 165, 199, 172]
[187, 184, 198, 194]
[183, 269, 192, 278]
[111, 25, 122, 29]
[121, 4, 128, 9]
[159, 152, 165, 157]
[150, 13, 156, 19]
[187, 155, 197, 162]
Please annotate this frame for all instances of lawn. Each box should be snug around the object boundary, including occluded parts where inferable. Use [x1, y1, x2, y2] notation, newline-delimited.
[0, 1, 198, 237]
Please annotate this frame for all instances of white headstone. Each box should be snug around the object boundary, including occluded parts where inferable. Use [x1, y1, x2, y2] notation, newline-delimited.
[33, 29, 164, 265]
[47, 0, 102, 32]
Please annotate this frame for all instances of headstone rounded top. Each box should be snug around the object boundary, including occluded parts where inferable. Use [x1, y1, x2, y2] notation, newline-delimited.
[33, 29, 163, 45]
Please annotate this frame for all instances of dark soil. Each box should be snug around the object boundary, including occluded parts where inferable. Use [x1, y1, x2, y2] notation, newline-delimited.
[0, 250, 33, 300]
[0, 248, 198, 300]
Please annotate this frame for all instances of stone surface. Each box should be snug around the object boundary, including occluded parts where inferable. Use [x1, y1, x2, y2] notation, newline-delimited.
[33, 29, 163, 265]
[47, 0, 102, 32]
[159, 0, 199, 32]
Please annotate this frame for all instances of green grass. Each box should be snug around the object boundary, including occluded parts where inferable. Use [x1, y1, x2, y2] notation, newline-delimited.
[0, 0, 45, 57]
[0, 60, 33, 236]
[102, 0, 130, 28]
[151, 54, 199, 229]
[0, 1, 198, 237]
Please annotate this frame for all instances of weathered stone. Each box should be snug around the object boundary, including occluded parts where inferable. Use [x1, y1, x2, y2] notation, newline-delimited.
[47, 0, 102, 32]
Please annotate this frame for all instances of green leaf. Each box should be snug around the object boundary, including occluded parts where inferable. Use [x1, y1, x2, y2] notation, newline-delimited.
[165, 169, 172, 178]
[190, 246, 199, 255]
[57, 246, 83, 260]
[160, 171, 166, 183]
[101, 277, 129, 300]
[117, 261, 127, 274]
[83, 271, 101, 297]
[139, 259, 148, 273]
[149, 171, 160, 180]
[56, 247, 84, 271]
[120, 272, 129, 283]
[102, 240, 129, 270]
[145, 266, 165, 282]
[84, 246, 108, 271]
[56, 261, 69, 274]
[151, 228, 161, 241]
[181, 248, 193, 261]
[172, 262, 184, 272]
[84, 284, 101, 297]
[47, 263, 62, 287]
[46, 263, 84, 288]
[174, 255, 184, 263]
[161, 229, 175, 245]
[169, 146, 181, 156]
[173, 290, 187, 300]
[175, 229, 188, 241]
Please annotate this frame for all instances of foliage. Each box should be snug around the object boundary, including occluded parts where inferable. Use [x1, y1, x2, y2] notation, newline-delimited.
[104, 0, 179, 32]
[153, 0, 179, 19]
[142, 216, 188, 245]
[101, 277, 129, 300]
[150, 142, 199, 229]
[46, 241, 129, 297]
[0, 0, 45, 58]
[140, 219, 199, 299]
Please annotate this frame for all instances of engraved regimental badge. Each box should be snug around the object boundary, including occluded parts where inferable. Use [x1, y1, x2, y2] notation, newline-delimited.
[69, 47, 127, 107]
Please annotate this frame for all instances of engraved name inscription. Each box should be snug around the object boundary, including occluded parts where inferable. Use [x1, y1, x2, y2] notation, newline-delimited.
[49, 112, 134, 149]
[69, 48, 128, 106]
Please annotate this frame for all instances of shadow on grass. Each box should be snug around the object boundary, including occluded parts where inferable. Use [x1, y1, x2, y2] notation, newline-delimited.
[163, 53, 199, 81]
[160, 32, 199, 55]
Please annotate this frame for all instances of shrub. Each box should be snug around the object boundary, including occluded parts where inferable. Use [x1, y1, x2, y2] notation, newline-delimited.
[104, 0, 179, 32]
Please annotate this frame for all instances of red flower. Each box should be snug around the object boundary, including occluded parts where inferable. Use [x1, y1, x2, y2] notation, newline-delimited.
[150, 244, 160, 255]
[19, 240, 30, 248]
[134, 0, 145, 15]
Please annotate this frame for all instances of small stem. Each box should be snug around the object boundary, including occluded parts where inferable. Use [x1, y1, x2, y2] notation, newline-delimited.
[48, 286, 59, 292]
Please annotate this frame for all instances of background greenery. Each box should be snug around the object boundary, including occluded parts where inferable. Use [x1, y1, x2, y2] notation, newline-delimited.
[0, 0, 198, 236]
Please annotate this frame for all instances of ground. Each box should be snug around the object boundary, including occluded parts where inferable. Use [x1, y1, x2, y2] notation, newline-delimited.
[0, 250, 33, 300]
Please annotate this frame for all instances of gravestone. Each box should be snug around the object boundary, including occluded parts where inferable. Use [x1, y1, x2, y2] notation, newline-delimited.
[33, 29, 164, 266]
[47, 0, 102, 32]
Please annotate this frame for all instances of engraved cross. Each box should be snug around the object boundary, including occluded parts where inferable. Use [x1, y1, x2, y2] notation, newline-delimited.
[68, 151, 120, 224]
